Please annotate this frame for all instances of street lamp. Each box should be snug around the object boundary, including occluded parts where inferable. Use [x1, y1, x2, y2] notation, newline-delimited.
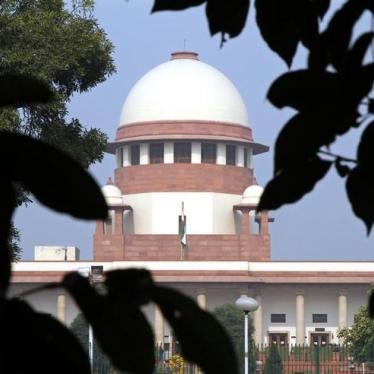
[235, 295, 259, 374]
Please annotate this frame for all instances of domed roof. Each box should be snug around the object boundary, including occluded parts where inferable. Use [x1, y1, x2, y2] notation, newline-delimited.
[102, 178, 123, 206]
[119, 52, 249, 127]
[242, 184, 264, 205]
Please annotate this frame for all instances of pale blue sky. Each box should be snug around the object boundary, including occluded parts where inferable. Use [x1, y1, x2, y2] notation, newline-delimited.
[14, 0, 374, 260]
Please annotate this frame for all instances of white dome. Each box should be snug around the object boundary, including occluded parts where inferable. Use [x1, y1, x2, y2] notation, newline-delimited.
[102, 180, 123, 206]
[119, 52, 249, 127]
[242, 185, 264, 205]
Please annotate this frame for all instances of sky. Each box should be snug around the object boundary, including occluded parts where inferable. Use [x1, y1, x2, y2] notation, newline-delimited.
[14, 0, 374, 260]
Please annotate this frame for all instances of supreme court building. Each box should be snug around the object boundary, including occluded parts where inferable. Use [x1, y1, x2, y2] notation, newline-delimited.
[10, 51, 374, 347]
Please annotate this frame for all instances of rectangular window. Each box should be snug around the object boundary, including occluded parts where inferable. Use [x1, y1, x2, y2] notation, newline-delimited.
[149, 143, 164, 164]
[130, 144, 140, 165]
[226, 144, 236, 165]
[271, 313, 286, 323]
[116, 148, 123, 168]
[201, 143, 217, 164]
[174, 142, 191, 163]
[244, 147, 248, 168]
[312, 314, 327, 323]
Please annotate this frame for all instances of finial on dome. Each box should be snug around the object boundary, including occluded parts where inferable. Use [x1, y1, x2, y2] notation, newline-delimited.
[106, 177, 114, 185]
[170, 51, 199, 60]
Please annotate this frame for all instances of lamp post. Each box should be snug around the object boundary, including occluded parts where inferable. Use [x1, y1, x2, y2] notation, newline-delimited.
[235, 295, 259, 374]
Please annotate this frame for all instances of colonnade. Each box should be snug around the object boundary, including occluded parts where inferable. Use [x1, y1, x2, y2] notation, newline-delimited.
[152, 290, 349, 346]
[54, 289, 349, 346]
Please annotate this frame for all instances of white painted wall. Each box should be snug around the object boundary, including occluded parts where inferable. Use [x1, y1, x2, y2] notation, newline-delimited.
[124, 192, 241, 234]
[236, 145, 244, 167]
[9, 284, 80, 325]
[7, 281, 369, 340]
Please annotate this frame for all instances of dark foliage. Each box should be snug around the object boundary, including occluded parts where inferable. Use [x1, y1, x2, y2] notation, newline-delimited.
[62, 269, 238, 374]
[1, 0, 374, 373]
[153, 0, 374, 233]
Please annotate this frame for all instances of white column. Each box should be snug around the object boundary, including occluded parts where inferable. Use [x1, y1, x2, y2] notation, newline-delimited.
[296, 293, 305, 345]
[140, 143, 149, 165]
[216, 143, 226, 165]
[236, 145, 244, 167]
[57, 294, 66, 323]
[164, 142, 174, 164]
[191, 142, 201, 164]
[197, 289, 207, 309]
[338, 292, 347, 329]
[253, 295, 262, 346]
[123, 145, 130, 167]
[154, 305, 164, 346]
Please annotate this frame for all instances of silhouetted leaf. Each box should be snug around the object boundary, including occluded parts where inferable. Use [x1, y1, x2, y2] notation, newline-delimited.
[351, 63, 374, 106]
[0, 183, 15, 294]
[152, 286, 238, 374]
[267, 69, 341, 110]
[274, 113, 323, 174]
[334, 159, 351, 178]
[274, 112, 358, 174]
[369, 290, 374, 318]
[152, 0, 205, 12]
[311, 0, 330, 20]
[0, 132, 107, 220]
[206, 0, 250, 40]
[369, 98, 374, 114]
[105, 268, 154, 308]
[324, 0, 372, 71]
[357, 120, 374, 167]
[0, 74, 53, 107]
[258, 157, 331, 211]
[255, 0, 318, 66]
[63, 272, 155, 374]
[0, 299, 90, 373]
[346, 166, 374, 234]
[346, 32, 374, 71]
[268, 67, 372, 120]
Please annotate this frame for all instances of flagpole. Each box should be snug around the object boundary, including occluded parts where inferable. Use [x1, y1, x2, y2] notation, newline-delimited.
[180, 201, 185, 261]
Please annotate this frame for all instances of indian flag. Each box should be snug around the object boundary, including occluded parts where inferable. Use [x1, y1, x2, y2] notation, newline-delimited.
[179, 202, 187, 249]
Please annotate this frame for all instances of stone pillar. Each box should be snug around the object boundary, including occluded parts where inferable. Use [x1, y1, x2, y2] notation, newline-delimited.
[114, 208, 124, 234]
[253, 295, 262, 346]
[236, 145, 245, 167]
[216, 143, 226, 165]
[123, 145, 130, 167]
[191, 142, 201, 164]
[154, 305, 164, 347]
[338, 292, 348, 329]
[259, 212, 269, 235]
[140, 143, 149, 165]
[241, 207, 250, 235]
[164, 142, 174, 164]
[57, 294, 66, 323]
[296, 293, 305, 345]
[197, 289, 207, 310]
